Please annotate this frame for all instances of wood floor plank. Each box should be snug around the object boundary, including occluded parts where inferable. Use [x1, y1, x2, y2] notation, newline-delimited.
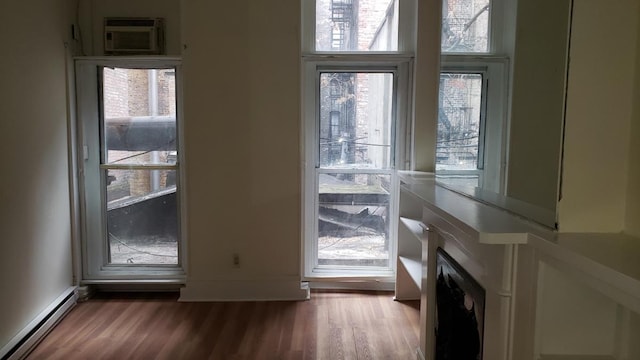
[26, 290, 419, 360]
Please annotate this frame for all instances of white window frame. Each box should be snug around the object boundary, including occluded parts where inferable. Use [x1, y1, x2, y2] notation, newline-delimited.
[302, 0, 417, 282]
[437, 56, 509, 194]
[301, 0, 417, 55]
[436, 0, 514, 195]
[302, 58, 412, 279]
[75, 57, 186, 282]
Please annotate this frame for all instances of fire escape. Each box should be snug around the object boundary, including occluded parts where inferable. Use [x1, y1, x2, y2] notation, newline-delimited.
[326, 0, 357, 168]
[331, 0, 355, 51]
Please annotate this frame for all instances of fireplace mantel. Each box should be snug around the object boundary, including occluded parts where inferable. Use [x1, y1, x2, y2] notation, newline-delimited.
[396, 171, 640, 360]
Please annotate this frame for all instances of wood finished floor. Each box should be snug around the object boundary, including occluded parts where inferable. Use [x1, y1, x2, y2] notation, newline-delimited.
[27, 290, 420, 360]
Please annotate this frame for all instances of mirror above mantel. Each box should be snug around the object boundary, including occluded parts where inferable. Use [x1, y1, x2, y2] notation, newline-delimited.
[435, 0, 572, 229]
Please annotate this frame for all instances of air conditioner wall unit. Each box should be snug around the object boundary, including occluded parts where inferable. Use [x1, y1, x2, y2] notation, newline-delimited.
[104, 17, 165, 55]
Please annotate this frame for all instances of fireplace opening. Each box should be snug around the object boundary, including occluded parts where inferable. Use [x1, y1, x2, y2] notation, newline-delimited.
[435, 248, 485, 360]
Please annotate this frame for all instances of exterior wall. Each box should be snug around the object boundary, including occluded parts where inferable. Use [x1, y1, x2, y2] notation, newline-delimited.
[103, 68, 129, 117]
[0, 0, 75, 351]
[357, 0, 395, 50]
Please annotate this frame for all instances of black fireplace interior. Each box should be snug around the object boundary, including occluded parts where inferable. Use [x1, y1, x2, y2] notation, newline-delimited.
[435, 248, 485, 360]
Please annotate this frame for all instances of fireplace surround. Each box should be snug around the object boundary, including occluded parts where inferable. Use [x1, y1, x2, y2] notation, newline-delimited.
[397, 172, 640, 360]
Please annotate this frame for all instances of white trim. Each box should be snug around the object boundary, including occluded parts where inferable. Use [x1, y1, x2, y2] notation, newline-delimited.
[99, 164, 178, 171]
[75, 58, 186, 280]
[309, 279, 395, 291]
[73, 56, 182, 67]
[398, 0, 417, 53]
[81, 278, 184, 285]
[301, 0, 416, 55]
[65, 44, 83, 287]
[175, 58, 189, 282]
[179, 278, 309, 302]
[301, 0, 417, 284]
[437, 56, 509, 194]
[0, 287, 77, 360]
[300, 0, 315, 54]
[302, 61, 410, 278]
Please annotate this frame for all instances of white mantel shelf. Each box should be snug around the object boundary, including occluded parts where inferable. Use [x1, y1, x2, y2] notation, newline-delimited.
[398, 172, 554, 245]
[398, 171, 640, 314]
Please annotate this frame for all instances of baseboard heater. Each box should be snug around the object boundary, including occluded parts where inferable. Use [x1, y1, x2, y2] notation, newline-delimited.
[0, 287, 77, 360]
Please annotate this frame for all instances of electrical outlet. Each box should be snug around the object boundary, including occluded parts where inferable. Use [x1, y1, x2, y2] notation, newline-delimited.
[233, 253, 240, 268]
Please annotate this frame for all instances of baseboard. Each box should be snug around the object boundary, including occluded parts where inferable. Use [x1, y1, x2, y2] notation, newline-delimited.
[309, 279, 395, 291]
[1, 286, 77, 360]
[179, 277, 310, 301]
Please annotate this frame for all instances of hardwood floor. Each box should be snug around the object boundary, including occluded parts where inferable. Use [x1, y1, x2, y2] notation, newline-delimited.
[27, 290, 420, 360]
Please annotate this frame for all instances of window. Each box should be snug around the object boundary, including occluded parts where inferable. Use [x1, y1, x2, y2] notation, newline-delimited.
[317, 71, 394, 269]
[76, 59, 184, 280]
[315, 0, 399, 52]
[436, 72, 486, 188]
[442, 0, 491, 53]
[303, 0, 414, 279]
[437, 0, 509, 194]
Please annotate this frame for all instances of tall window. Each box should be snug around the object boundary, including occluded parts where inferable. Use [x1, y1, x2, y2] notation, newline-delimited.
[76, 59, 184, 280]
[436, 0, 508, 193]
[303, 0, 413, 278]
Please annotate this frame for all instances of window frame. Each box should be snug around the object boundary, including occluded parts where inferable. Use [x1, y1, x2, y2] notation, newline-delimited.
[437, 55, 509, 194]
[436, 0, 513, 194]
[439, 0, 511, 56]
[75, 57, 186, 282]
[302, 58, 411, 279]
[301, 0, 417, 55]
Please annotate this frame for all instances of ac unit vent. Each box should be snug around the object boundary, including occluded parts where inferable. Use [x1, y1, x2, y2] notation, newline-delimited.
[104, 17, 165, 55]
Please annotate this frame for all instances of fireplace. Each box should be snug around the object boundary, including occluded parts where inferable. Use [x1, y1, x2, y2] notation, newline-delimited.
[435, 248, 485, 360]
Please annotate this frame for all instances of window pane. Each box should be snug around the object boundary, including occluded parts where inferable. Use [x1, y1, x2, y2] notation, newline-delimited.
[318, 173, 390, 267]
[103, 68, 177, 165]
[442, 0, 490, 53]
[316, 0, 398, 51]
[106, 169, 178, 265]
[319, 72, 394, 169]
[437, 73, 483, 171]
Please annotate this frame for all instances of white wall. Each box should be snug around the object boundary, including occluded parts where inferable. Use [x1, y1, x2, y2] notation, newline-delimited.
[0, 0, 75, 350]
[179, 0, 307, 300]
[558, 0, 639, 232]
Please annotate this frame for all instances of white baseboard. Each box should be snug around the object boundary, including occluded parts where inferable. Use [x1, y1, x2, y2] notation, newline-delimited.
[1, 286, 77, 360]
[309, 279, 395, 291]
[179, 278, 309, 301]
